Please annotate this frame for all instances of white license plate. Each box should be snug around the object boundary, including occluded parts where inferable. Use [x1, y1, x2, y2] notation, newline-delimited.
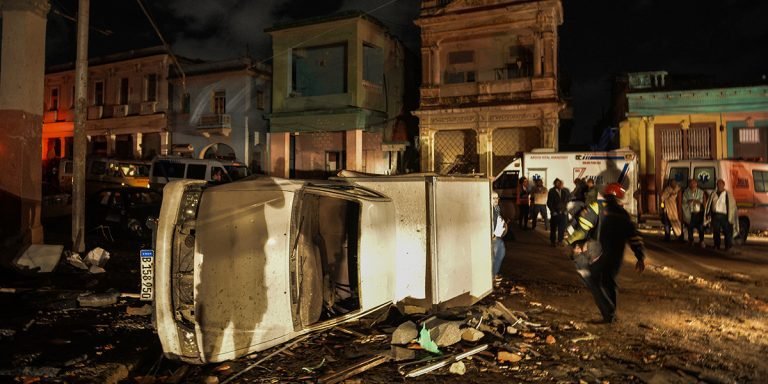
[140, 249, 154, 301]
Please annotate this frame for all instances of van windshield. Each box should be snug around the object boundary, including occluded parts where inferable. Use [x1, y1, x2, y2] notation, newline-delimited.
[119, 162, 150, 178]
[225, 165, 249, 181]
[152, 160, 186, 178]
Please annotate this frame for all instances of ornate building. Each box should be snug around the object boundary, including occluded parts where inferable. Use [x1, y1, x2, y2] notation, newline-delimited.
[414, 0, 563, 176]
[267, 11, 409, 179]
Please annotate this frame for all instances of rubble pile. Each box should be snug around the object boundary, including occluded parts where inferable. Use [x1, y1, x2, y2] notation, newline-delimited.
[167, 283, 644, 384]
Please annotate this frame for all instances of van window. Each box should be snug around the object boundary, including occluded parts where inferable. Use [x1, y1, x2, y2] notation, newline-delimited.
[91, 161, 107, 176]
[754, 170, 768, 192]
[152, 160, 186, 178]
[493, 170, 519, 190]
[693, 167, 716, 189]
[668, 167, 689, 188]
[210, 167, 229, 182]
[186, 164, 207, 180]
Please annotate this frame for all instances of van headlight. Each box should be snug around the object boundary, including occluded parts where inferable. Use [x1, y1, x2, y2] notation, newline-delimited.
[178, 187, 202, 222]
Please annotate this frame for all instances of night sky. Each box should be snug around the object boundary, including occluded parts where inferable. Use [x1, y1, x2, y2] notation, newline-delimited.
[46, 0, 768, 143]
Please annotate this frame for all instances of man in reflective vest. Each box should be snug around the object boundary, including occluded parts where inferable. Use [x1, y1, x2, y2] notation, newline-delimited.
[566, 183, 646, 323]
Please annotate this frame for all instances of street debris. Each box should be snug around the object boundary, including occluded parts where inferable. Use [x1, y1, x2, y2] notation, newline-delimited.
[77, 290, 120, 307]
[125, 304, 152, 316]
[390, 320, 417, 344]
[13, 244, 64, 273]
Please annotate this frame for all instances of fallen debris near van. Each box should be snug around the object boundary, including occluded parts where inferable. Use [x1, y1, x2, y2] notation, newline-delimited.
[77, 290, 120, 307]
[13, 244, 64, 273]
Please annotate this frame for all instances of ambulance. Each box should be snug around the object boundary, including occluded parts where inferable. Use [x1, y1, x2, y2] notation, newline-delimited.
[665, 159, 768, 243]
[494, 148, 640, 218]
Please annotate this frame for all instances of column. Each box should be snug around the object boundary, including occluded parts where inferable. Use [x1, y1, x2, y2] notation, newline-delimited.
[160, 131, 170, 155]
[533, 33, 542, 77]
[59, 136, 67, 158]
[420, 47, 432, 86]
[542, 32, 555, 76]
[542, 117, 558, 150]
[107, 134, 116, 157]
[133, 132, 143, 159]
[269, 131, 290, 178]
[477, 128, 490, 177]
[345, 129, 363, 172]
[0, 0, 51, 245]
[419, 126, 433, 172]
[431, 45, 441, 85]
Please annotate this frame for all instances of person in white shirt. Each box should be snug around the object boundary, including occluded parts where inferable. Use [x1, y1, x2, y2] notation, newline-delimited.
[491, 191, 509, 281]
[705, 179, 738, 250]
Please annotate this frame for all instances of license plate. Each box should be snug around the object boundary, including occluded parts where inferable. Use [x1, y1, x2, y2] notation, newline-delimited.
[140, 249, 154, 301]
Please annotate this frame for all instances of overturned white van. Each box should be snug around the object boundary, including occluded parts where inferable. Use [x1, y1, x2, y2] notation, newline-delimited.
[151, 175, 493, 363]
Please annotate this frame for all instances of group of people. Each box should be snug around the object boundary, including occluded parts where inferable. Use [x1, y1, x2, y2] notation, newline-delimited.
[660, 178, 738, 251]
[514, 177, 599, 247]
[492, 180, 646, 324]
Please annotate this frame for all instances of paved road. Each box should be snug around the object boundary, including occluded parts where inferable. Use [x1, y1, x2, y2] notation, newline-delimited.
[499, 226, 768, 383]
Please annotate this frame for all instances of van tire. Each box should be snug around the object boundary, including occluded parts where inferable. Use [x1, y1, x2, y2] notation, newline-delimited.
[737, 217, 750, 244]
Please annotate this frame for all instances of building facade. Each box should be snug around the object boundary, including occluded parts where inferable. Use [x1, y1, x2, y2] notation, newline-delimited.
[267, 12, 407, 179]
[0, 0, 50, 249]
[42, 48, 173, 161]
[414, 0, 563, 176]
[168, 59, 272, 171]
[619, 71, 768, 214]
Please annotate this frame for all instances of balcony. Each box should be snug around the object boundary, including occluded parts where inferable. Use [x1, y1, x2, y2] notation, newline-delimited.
[112, 105, 128, 117]
[140, 101, 157, 115]
[196, 113, 231, 138]
[87, 106, 103, 120]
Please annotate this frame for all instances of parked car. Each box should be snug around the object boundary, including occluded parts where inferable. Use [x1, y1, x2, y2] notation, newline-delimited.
[149, 156, 232, 191]
[221, 160, 251, 181]
[87, 187, 162, 240]
[57, 157, 151, 193]
[665, 159, 768, 242]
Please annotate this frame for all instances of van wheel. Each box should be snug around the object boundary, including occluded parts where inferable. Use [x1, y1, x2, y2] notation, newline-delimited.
[737, 217, 750, 244]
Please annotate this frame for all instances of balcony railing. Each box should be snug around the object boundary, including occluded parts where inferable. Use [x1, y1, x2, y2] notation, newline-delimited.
[140, 101, 157, 115]
[87, 106, 103, 120]
[196, 113, 231, 137]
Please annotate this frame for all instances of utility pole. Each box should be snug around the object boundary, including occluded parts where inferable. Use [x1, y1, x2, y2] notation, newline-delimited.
[72, 0, 89, 253]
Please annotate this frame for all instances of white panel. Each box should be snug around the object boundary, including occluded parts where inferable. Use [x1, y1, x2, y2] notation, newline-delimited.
[433, 178, 493, 304]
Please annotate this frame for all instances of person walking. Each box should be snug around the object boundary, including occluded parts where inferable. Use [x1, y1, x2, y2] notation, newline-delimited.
[547, 178, 570, 246]
[530, 178, 549, 230]
[491, 191, 509, 281]
[682, 178, 706, 247]
[660, 179, 683, 242]
[517, 177, 531, 230]
[704, 179, 739, 251]
[566, 183, 645, 323]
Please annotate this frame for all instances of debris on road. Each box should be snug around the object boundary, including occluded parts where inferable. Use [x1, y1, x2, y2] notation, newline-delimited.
[77, 290, 120, 307]
[13, 244, 64, 273]
[125, 304, 152, 316]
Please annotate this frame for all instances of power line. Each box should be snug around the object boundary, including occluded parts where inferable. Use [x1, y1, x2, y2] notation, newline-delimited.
[135, 0, 186, 91]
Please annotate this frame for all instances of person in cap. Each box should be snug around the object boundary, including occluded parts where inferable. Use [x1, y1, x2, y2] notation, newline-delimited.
[566, 183, 645, 323]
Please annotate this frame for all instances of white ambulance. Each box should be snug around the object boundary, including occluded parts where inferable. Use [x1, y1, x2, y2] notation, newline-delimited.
[494, 148, 640, 218]
[665, 159, 768, 242]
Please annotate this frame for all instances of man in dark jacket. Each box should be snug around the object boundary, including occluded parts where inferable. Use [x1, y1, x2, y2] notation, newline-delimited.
[547, 178, 571, 246]
[566, 183, 645, 323]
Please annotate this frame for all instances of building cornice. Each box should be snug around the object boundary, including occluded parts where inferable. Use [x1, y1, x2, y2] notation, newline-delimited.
[627, 85, 768, 116]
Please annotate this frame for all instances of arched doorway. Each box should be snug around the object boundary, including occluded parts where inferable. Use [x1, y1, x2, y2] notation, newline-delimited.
[199, 142, 236, 160]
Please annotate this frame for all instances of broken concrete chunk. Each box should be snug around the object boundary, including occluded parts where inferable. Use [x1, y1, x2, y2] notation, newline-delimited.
[522, 332, 536, 339]
[13, 244, 64, 273]
[78, 291, 120, 307]
[390, 345, 416, 361]
[497, 351, 522, 363]
[461, 328, 485, 343]
[546, 335, 556, 344]
[431, 321, 463, 347]
[403, 305, 428, 315]
[126, 304, 153, 316]
[0, 329, 16, 339]
[449, 361, 467, 375]
[89, 265, 106, 274]
[391, 321, 418, 344]
[204, 376, 219, 384]
[85, 247, 110, 268]
[66, 253, 89, 270]
[506, 326, 518, 335]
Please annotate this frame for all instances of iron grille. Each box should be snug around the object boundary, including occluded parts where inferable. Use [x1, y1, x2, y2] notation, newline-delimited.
[434, 129, 478, 174]
[688, 125, 711, 159]
[492, 127, 540, 176]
